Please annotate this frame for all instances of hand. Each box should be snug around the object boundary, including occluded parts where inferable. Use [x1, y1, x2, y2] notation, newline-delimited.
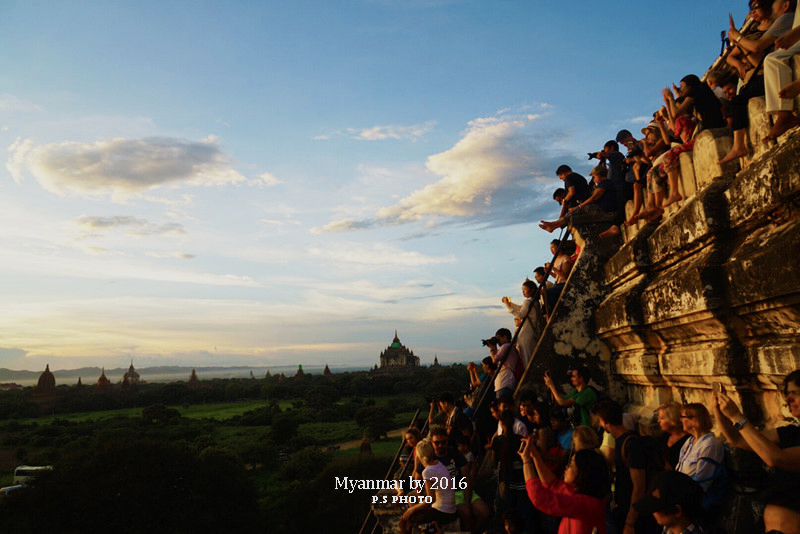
[776, 34, 791, 49]
[717, 392, 745, 421]
[543, 373, 554, 388]
[544, 262, 551, 269]
[517, 434, 534, 460]
[502, 296, 509, 304]
[623, 524, 636, 534]
[728, 28, 739, 41]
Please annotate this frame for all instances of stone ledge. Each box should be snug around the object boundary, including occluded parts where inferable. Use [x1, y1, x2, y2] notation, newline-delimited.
[646, 177, 732, 270]
[726, 135, 800, 228]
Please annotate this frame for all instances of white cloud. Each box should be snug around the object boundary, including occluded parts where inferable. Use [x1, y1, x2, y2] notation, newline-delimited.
[317, 121, 436, 142]
[72, 215, 187, 238]
[306, 242, 456, 267]
[249, 172, 283, 188]
[7, 135, 246, 200]
[313, 113, 546, 232]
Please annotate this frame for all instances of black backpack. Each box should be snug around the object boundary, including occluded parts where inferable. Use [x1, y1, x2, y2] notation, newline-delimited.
[620, 432, 667, 477]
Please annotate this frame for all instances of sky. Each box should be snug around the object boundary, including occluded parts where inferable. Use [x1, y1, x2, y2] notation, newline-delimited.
[0, 0, 749, 371]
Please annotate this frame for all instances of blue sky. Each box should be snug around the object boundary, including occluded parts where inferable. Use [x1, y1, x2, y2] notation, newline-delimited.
[0, 0, 747, 371]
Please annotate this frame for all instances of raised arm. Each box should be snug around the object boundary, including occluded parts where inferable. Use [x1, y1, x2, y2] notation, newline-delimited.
[716, 392, 798, 471]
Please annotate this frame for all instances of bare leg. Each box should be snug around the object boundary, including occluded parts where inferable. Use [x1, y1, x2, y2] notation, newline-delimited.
[764, 111, 800, 142]
[625, 182, 643, 226]
[718, 129, 748, 165]
[662, 168, 683, 207]
[599, 225, 620, 238]
[779, 79, 800, 100]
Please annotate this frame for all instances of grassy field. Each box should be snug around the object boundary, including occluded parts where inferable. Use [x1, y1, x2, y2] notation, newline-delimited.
[2, 400, 292, 426]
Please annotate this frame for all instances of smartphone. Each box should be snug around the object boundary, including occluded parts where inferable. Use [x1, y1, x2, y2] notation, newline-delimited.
[713, 382, 724, 395]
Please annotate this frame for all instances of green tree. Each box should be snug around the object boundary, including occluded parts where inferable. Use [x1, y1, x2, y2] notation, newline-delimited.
[355, 406, 394, 440]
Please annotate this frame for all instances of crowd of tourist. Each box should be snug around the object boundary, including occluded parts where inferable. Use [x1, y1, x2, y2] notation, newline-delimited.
[390, 2, 800, 533]
[398, 368, 799, 534]
[535, 0, 800, 241]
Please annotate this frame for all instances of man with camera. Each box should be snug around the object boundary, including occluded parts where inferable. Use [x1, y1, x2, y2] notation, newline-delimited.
[543, 366, 597, 427]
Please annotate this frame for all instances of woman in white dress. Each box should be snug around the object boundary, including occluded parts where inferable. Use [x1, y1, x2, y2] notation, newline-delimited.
[502, 279, 542, 367]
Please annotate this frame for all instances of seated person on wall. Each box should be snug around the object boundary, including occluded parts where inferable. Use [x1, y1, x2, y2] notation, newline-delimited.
[529, 402, 556, 460]
[544, 366, 598, 428]
[675, 403, 725, 504]
[417, 427, 490, 534]
[493, 328, 523, 399]
[543, 239, 574, 314]
[551, 165, 590, 221]
[539, 165, 619, 234]
[518, 434, 610, 534]
[659, 74, 725, 209]
[400, 439, 458, 534]
[497, 393, 529, 438]
[633, 471, 706, 534]
[591, 139, 631, 212]
[629, 115, 671, 224]
[725, 1, 775, 82]
[748, 0, 800, 142]
[713, 369, 800, 475]
[656, 401, 690, 470]
[719, 0, 795, 164]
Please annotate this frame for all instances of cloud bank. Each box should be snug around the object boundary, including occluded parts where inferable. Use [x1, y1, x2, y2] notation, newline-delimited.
[7, 135, 246, 200]
[312, 113, 553, 233]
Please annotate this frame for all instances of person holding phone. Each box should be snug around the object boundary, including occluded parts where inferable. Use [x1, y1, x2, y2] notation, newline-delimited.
[518, 433, 610, 534]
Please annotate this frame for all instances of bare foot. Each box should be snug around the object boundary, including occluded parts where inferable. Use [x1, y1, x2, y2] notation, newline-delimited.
[623, 214, 640, 226]
[718, 146, 748, 165]
[643, 207, 664, 221]
[662, 193, 683, 208]
[598, 225, 620, 238]
[779, 80, 800, 100]
[764, 114, 800, 143]
[539, 220, 559, 233]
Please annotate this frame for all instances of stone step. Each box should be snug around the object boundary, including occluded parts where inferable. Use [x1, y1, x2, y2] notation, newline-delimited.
[692, 127, 736, 190]
[746, 96, 774, 164]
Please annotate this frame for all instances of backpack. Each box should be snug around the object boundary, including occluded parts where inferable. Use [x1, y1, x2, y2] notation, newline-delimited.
[695, 455, 728, 511]
[620, 433, 667, 479]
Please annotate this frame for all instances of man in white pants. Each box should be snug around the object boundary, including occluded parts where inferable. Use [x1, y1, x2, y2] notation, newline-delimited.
[763, 0, 800, 141]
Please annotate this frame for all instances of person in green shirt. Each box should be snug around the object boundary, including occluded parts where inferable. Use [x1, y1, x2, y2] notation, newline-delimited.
[544, 366, 597, 427]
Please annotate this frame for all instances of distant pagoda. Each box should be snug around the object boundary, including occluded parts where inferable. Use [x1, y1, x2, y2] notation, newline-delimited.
[378, 331, 419, 372]
[96, 368, 111, 391]
[32, 364, 61, 412]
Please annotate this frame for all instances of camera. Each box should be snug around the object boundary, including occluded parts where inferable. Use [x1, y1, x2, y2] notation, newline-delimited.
[587, 152, 605, 161]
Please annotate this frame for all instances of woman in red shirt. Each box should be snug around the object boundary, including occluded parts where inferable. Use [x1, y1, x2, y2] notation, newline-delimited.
[519, 434, 610, 534]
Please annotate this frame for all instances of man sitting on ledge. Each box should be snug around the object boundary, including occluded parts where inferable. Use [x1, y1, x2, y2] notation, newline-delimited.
[539, 165, 618, 234]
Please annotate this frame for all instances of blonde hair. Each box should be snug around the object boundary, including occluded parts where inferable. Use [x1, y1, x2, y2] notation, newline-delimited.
[658, 401, 683, 428]
[572, 425, 600, 451]
[416, 440, 435, 464]
[590, 165, 608, 179]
